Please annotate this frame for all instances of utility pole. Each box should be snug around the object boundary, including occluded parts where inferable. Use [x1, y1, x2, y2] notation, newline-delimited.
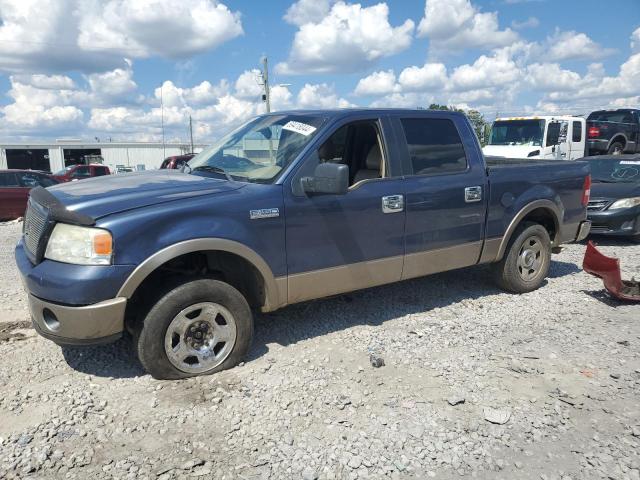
[261, 56, 271, 113]
[189, 115, 194, 153]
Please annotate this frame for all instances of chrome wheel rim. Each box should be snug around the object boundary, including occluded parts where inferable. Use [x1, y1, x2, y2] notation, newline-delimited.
[517, 235, 544, 281]
[164, 302, 237, 374]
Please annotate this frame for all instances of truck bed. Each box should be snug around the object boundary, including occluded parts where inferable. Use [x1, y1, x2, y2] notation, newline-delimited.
[483, 155, 590, 245]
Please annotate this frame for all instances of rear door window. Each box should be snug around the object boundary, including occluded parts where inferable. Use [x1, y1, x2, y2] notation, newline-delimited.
[0, 172, 20, 187]
[399, 118, 468, 175]
[94, 167, 109, 176]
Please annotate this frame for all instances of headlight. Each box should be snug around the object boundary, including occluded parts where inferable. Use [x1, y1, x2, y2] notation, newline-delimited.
[45, 224, 113, 265]
[608, 197, 640, 210]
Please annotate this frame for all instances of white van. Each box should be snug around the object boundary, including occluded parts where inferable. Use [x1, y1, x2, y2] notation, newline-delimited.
[483, 116, 586, 160]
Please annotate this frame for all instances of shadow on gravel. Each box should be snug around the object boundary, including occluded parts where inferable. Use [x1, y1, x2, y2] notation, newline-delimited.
[548, 260, 581, 278]
[580, 289, 630, 307]
[248, 259, 580, 362]
[61, 336, 145, 379]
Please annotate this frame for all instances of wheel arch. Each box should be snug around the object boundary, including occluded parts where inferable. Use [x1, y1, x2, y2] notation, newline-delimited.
[117, 239, 286, 312]
[608, 134, 628, 150]
[496, 200, 561, 261]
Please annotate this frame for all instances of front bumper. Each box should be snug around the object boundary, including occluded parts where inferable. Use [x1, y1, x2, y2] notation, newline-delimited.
[15, 239, 133, 345]
[588, 209, 640, 237]
[29, 294, 126, 345]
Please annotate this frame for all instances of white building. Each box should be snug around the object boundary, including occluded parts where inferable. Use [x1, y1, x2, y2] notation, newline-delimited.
[0, 141, 207, 173]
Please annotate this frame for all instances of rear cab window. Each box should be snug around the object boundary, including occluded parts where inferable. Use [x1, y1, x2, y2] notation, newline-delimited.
[399, 117, 468, 176]
[94, 167, 110, 176]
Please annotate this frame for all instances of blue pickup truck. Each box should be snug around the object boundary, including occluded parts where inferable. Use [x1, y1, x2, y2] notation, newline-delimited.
[16, 109, 591, 379]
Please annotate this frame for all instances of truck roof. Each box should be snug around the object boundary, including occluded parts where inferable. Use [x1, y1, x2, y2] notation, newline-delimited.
[264, 108, 468, 119]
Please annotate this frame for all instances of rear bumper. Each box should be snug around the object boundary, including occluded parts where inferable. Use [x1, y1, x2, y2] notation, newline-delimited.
[588, 209, 640, 237]
[28, 294, 126, 345]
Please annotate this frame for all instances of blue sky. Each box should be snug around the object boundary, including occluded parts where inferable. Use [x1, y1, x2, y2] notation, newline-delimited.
[0, 0, 638, 143]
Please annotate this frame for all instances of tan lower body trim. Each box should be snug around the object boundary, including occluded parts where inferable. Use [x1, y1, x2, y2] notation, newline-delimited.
[478, 237, 502, 264]
[287, 255, 403, 304]
[401, 241, 483, 280]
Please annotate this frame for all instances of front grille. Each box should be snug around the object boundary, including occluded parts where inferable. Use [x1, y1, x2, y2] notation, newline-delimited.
[587, 199, 610, 212]
[23, 200, 49, 259]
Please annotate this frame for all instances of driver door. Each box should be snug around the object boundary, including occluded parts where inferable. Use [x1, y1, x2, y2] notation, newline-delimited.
[283, 116, 405, 304]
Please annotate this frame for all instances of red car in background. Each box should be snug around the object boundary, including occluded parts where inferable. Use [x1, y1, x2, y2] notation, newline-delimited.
[53, 164, 111, 182]
[0, 170, 59, 220]
[160, 154, 195, 169]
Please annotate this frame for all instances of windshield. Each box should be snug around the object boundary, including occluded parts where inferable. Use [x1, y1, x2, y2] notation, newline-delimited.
[489, 120, 545, 146]
[588, 158, 640, 183]
[187, 114, 326, 183]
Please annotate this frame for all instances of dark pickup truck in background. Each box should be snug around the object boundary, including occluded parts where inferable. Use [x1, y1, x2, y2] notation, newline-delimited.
[16, 109, 591, 379]
[587, 108, 640, 155]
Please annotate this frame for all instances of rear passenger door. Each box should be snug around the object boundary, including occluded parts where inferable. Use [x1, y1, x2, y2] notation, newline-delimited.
[569, 120, 585, 159]
[391, 114, 488, 280]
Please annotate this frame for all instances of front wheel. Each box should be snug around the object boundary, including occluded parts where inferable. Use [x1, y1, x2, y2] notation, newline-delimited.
[135, 278, 253, 380]
[492, 222, 551, 293]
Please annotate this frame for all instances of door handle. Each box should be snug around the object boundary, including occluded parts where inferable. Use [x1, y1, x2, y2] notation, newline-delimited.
[382, 195, 404, 213]
[464, 186, 482, 203]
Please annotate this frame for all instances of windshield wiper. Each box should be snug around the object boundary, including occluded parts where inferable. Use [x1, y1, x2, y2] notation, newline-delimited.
[191, 165, 234, 182]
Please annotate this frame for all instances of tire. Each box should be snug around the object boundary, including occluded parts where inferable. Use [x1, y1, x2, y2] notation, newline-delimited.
[492, 222, 551, 293]
[134, 278, 253, 380]
[607, 141, 625, 155]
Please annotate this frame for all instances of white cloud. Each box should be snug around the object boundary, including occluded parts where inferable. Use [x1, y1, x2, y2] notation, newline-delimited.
[283, 0, 333, 26]
[354, 70, 397, 96]
[86, 64, 138, 102]
[77, 0, 243, 59]
[297, 83, 353, 109]
[417, 0, 518, 52]
[631, 27, 640, 52]
[545, 31, 615, 62]
[526, 63, 584, 91]
[234, 69, 263, 98]
[276, 1, 414, 74]
[398, 63, 447, 91]
[449, 49, 521, 91]
[0, 0, 242, 74]
[511, 17, 539, 30]
[11, 74, 76, 90]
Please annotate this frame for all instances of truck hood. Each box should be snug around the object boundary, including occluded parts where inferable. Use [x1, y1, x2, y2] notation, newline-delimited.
[46, 170, 244, 219]
[483, 145, 542, 159]
[590, 181, 640, 200]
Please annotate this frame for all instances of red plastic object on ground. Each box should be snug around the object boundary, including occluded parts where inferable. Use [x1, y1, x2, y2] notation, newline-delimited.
[583, 241, 640, 301]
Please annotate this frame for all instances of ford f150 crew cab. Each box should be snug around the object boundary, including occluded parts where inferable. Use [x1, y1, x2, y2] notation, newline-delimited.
[587, 109, 640, 155]
[15, 109, 592, 379]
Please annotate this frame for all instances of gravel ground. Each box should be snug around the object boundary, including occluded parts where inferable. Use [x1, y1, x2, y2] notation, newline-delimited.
[0, 220, 639, 480]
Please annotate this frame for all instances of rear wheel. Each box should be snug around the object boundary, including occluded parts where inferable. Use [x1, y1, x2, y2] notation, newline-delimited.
[134, 278, 253, 380]
[607, 141, 625, 155]
[492, 222, 551, 293]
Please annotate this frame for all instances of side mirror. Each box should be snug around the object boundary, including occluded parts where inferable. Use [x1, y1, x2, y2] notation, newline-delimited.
[302, 162, 349, 195]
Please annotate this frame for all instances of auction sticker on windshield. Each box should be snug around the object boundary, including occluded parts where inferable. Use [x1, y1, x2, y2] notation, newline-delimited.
[282, 121, 317, 136]
[620, 160, 640, 165]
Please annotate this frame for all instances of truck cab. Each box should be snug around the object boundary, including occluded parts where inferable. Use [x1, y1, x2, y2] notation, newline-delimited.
[484, 116, 586, 160]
